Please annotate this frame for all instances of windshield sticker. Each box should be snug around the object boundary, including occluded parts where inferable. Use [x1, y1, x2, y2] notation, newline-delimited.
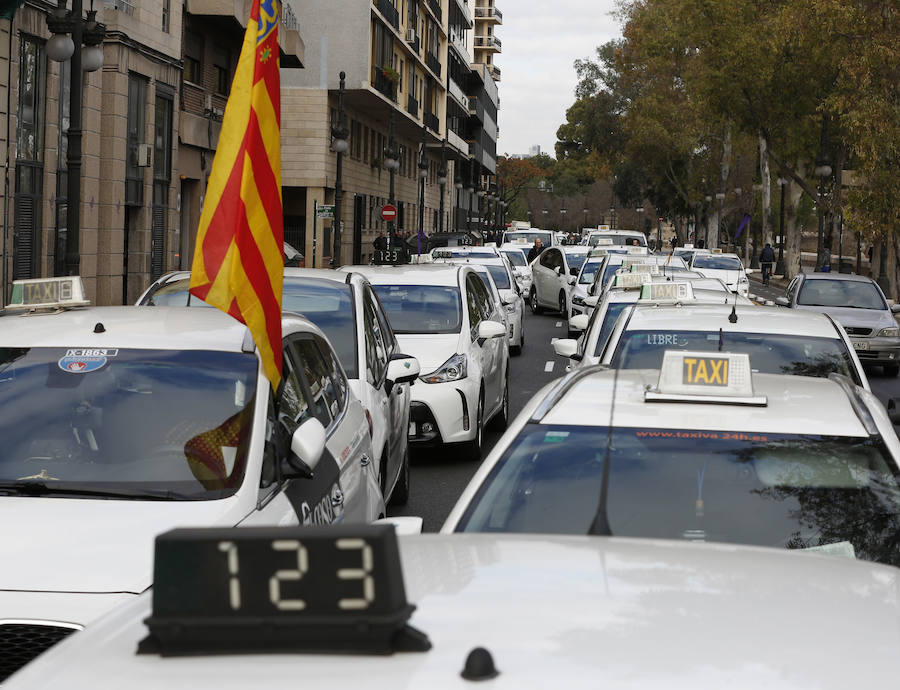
[645, 334, 689, 347]
[635, 430, 770, 443]
[543, 431, 570, 443]
[58, 349, 118, 374]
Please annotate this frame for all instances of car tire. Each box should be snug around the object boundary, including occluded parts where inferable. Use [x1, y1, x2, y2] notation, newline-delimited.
[490, 372, 510, 432]
[462, 393, 484, 462]
[387, 445, 410, 506]
[885, 365, 900, 377]
[529, 287, 543, 315]
[558, 291, 568, 319]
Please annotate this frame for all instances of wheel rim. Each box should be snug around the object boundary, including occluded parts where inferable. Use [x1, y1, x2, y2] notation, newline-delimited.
[477, 399, 484, 448]
[559, 294, 566, 315]
[530, 290, 538, 311]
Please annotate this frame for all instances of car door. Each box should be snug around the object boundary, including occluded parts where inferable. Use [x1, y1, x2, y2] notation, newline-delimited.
[372, 288, 410, 483]
[464, 272, 494, 406]
[537, 249, 558, 306]
[469, 272, 502, 411]
[360, 286, 390, 475]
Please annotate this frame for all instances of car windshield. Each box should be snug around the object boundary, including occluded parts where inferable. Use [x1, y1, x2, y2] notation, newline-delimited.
[611, 330, 858, 382]
[456, 424, 900, 567]
[592, 302, 631, 357]
[371, 284, 462, 334]
[578, 259, 604, 284]
[798, 279, 886, 310]
[141, 279, 212, 307]
[565, 252, 589, 271]
[590, 234, 646, 247]
[504, 231, 552, 245]
[0, 348, 258, 499]
[484, 264, 511, 289]
[282, 281, 358, 379]
[501, 250, 527, 267]
[692, 255, 743, 270]
[600, 262, 625, 289]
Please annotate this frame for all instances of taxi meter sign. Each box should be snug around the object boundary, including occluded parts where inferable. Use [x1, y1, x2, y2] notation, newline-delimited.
[380, 204, 398, 222]
[639, 282, 693, 302]
[7, 276, 90, 311]
[646, 351, 766, 406]
[630, 263, 660, 276]
[613, 273, 651, 289]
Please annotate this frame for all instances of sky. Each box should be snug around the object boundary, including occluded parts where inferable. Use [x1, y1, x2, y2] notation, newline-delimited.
[495, 0, 622, 159]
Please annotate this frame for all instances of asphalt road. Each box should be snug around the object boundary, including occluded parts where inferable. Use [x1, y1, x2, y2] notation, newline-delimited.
[391, 280, 900, 532]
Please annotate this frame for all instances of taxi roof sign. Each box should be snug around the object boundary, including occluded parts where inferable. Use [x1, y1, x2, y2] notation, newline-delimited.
[612, 273, 652, 289]
[589, 247, 610, 257]
[646, 350, 766, 406]
[627, 246, 649, 255]
[638, 281, 693, 303]
[7, 276, 90, 312]
[593, 237, 614, 246]
[622, 256, 652, 267]
[630, 263, 660, 275]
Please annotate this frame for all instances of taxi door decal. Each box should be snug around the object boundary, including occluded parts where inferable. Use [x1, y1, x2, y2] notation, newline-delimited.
[283, 446, 343, 525]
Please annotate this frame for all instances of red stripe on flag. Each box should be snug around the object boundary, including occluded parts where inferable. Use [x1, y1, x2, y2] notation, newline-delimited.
[245, 111, 282, 230]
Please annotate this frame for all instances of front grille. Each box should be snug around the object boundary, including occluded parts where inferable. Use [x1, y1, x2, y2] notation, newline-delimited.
[0, 622, 80, 681]
[856, 350, 879, 360]
[845, 326, 873, 336]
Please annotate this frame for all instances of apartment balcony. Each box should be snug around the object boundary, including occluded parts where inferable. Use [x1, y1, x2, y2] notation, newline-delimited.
[373, 71, 399, 102]
[407, 95, 419, 118]
[468, 97, 485, 123]
[474, 34, 501, 51]
[425, 111, 440, 134]
[184, 0, 304, 66]
[375, 0, 400, 30]
[448, 30, 470, 61]
[426, 51, 442, 77]
[488, 63, 501, 81]
[447, 76, 467, 109]
[426, 0, 442, 23]
[452, 0, 474, 27]
[474, 5, 502, 23]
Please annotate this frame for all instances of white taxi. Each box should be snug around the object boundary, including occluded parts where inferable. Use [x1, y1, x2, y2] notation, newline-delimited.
[137, 269, 421, 506]
[0, 278, 384, 680]
[11, 365, 899, 688]
[598, 299, 870, 389]
[444, 352, 900, 572]
[498, 243, 532, 294]
[345, 265, 510, 461]
[689, 250, 752, 296]
[587, 252, 688, 298]
[529, 245, 590, 318]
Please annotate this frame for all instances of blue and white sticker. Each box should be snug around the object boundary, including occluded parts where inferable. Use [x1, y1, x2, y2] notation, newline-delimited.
[58, 348, 118, 374]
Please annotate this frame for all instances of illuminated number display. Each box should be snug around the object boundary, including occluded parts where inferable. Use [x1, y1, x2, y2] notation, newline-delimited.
[142, 525, 429, 656]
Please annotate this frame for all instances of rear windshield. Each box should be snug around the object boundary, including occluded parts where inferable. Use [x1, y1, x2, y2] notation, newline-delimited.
[692, 255, 743, 270]
[565, 252, 589, 271]
[503, 231, 552, 245]
[611, 330, 858, 383]
[502, 250, 527, 267]
[590, 234, 646, 247]
[485, 265, 511, 290]
[798, 279, 886, 310]
[371, 285, 462, 334]
[282, 281, 358, 379]
[456, 424, 900, 568]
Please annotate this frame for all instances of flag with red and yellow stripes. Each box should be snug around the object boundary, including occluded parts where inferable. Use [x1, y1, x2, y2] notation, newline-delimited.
[189, 0, 283, 388]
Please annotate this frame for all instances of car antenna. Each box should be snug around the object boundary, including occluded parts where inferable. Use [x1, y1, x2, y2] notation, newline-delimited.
[587, 355, 620, 536]
[728, 287, 738, 323]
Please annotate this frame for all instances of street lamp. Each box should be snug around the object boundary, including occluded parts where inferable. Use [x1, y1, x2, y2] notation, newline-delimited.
[330, 71, 349, 267]
[466, 167, 475, 236]
[453, 176, 463, 233]
[814, 117, 832, 272]
[437, 140, 447, 233]
[46, 0, 106, 277]
[775, 177, 787, 275]
[583, 206, 589, 230]
[417, 124, 427, 255]
[383, 108, 399, 255]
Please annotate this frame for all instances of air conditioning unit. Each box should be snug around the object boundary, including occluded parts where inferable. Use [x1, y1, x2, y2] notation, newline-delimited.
[137, 144, 152, 167]
[405, 29, 416, 42]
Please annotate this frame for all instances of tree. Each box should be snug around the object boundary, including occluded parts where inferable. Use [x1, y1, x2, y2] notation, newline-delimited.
[496, 156, 546, 222]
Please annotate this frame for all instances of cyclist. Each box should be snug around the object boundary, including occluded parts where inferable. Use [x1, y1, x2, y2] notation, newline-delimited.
[760, 242, 776, 285]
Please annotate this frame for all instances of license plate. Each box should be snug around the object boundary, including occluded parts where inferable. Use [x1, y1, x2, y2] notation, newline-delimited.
[852, 340, 870, 351]
[408, 423, 416, 437]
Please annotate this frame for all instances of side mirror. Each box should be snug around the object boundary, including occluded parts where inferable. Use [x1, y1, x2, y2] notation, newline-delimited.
[588, 285, 595, 296]
[566, 275, 577, 285]
[774, 296, 790, 307]
[552, 338, 581, 360]
[891, 304, 900, 314]
[569, 266, 579, 276]
[555, 266, 563, 276]
[477, 320, 507, 340]
[372, 516, 424, 535]
[585, 295, 599, 308]
[386, 355, 420, 393]
[568, 314, 590, 332]
[284, 417, 327, 478]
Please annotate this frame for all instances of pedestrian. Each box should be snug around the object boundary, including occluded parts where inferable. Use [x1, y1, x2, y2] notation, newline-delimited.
[527, 238, 545, 263]
[373, 231, 387, 251]
[760, 242, 776, 285]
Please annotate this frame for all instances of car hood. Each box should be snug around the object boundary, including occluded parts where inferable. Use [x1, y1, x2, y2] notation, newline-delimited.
[395, 334, 462, 373]
[0, 496, 246, 594]
[12, 535, 900, 689]
[793, 304, 895, 331]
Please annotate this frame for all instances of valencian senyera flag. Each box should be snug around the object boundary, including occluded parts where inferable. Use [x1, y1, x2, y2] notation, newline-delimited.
[190, 0, 283, 389]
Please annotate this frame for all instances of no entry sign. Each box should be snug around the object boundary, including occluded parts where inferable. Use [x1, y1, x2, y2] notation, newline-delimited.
[380, 204, 397, 222]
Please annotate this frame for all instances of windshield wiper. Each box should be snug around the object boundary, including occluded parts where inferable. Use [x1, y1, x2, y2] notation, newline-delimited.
[0, 481, 191, 501]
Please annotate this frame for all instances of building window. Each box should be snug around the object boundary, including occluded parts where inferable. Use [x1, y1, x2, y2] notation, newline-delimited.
[16, 36, 45, 163]
[125, 74, 147, 206]
[184, 31, 202, 84]
[213, 47, 230, 95]
[55, 59, 71, 276]
[162, 0, 170, 32]
[152, 89, 174, 280]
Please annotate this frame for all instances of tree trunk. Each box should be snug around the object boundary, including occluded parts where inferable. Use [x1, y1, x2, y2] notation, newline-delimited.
[759, 134, 771, 245]
[784, 180, 804, 279]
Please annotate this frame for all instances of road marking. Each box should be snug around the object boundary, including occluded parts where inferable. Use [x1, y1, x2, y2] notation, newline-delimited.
[555, 321, 563, 327]
[550, 338, 559, 344]
[544, 361, 555, 373]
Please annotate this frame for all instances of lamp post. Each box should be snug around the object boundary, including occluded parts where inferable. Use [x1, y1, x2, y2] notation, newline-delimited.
[559, 201, 566, 232]
[813, 116, 832, 272]
[636, 206, 644, 238]
[437, 140, 447, 233]
[877, 237, 891, 294]
[476, 186, 485, 241]
[465, 168, 474, 237]
[714, 192, 725, 249]
[775, 177, 787, 275]
[330, 71, 349, 267]
[383, 108, 400, 253]
[46, 0, 106, 277]
[417, 124, 427, 255]
[583, 206, 589, 231]
[453, 176, 463, 233]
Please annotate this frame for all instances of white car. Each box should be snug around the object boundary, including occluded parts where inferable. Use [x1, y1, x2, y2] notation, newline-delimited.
[443, 351, 900, 571]
[689, 251, 752, 296]
[598, 299, 870, 389]
[346, 265, 510, 461]
[434, 255, 526, 356]
[137, 269, 420, 506]
[0, 277, 386, 679]
[500, 228, 556, 250]
[587, 252, 689, 298]
[529, 245, 590, 319]
[586, 228, 647, 247]
[8, 527, 899, 690]
[569, 253, 607, 319]
[498, 243, 532, 294]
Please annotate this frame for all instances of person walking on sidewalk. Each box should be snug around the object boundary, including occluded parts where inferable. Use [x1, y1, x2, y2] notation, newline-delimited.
[760, 243, 776, 286]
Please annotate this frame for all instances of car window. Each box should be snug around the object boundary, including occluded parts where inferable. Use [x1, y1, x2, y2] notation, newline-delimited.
[485, 264, 511, 289]
[470, 272, 495, 320]
[370, 288, 397, 358]
[465, 274, 484, 333]
[289, 337, 340, 429]
[279, 350, 313, 431]
[797, 279, 887, 310]
[692, 255, 743, 270]
[455, 424, 900, 568]
[539, 250, 555, 269]
[362, 288, 389, 385]
[316, 335, 348, 413]
[592, 302, 631, 357]
[371, 284, 462, 334]
[502, 250, 526, 267]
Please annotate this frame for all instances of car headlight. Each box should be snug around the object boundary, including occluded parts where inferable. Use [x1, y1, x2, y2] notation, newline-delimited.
[420, 353, 467, 384]
[572, 295, 586, 306]
[877, 327, 899, 337]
